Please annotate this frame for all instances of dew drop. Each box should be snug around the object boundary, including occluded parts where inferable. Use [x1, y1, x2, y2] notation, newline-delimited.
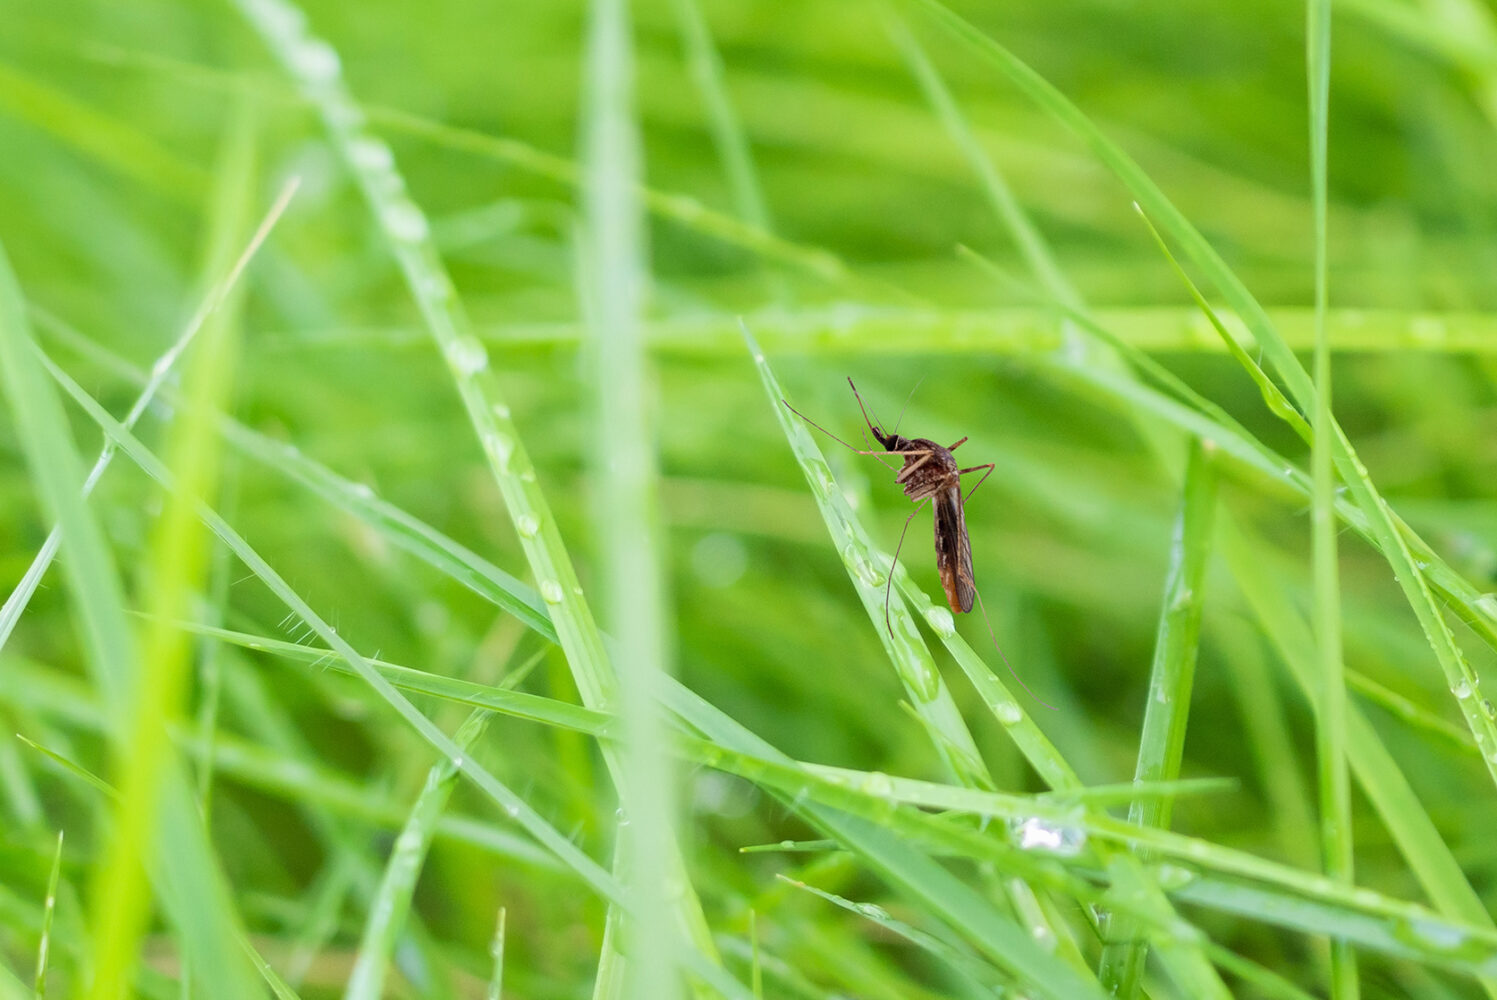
[347, 481, 374, 500]
[860, 771, 894, 797]
[492, 401, 512, 420]
[1452, 679, 1472, 700]
[485, 432, 515, 470]
[1010, 816, 1086, 856]
[384, 199, 430, 242]
[292, 38, 341, 83]
[541, 580, 565, 604]
[923, 605, 956, 638]
[856, 902, 890, 921]
[516, 514, 540, 539]
[993, 701, 1024, 726]
[447, 336, 488, 376]
[349, 136, 394, 172]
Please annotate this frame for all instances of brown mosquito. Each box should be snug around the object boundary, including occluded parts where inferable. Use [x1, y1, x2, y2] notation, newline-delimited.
[782, 378, 1055, 709]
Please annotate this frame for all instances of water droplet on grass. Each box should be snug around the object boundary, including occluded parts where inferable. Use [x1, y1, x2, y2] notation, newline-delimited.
[447, 336, 488, 376]
[1010, 816, 1086, 856]
[292, 39, 341, 83]
[541, 580, 565, 603]
[923, 605, 955, 638]
[516, 514, 540, 539]
[384, 200, 430, 242]
[349, 136, 393, 172]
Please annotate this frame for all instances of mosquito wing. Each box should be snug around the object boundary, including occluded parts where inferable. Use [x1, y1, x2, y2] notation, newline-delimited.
[934, 485, 975, 614]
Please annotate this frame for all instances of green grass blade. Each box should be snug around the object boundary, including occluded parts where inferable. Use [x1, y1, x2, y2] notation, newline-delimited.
[1098, 439, 1218, 996]
[580, 0, 682, 993]
[486, 907, 507, 1000]
[1307, 0, 1357, 995]
[33, 829, 63, 999]
[344, 710, 493, 1000]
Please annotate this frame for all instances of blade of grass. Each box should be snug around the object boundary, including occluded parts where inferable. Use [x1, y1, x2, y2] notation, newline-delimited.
[486, 907, 507, 1000]
[1307, 0, 1357, 995]
[89, 105, 252, 1000]
[34, 829, 63, 999]
[344, 710, 494, 1000]
[1098, 439, 1218, 996]
[580, 0, 681, 994]
[776, 876, 1006, 996]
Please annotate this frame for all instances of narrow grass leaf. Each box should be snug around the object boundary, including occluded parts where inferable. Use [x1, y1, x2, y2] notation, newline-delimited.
[1099, 438, 1218, 996]
[345, 711, 494, 1000]
[34, 829, 63, 998]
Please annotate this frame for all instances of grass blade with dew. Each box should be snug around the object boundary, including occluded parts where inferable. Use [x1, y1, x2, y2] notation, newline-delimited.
[231, 0, 726, 973]
[1098, 438, 1219, 997]
[908, 0, 1497, 782]
[0, 216, 264, 1000]
[486, 907, 507, 1000]
[743, 322, 990, 787]
[1306, 0, 1358, 994]
[579, 0, 682, 993]
[0, 177, 297, 656]
[34, 829, 63, 999]
[37, 351, 754, 1000]
[344, 710, 494, 1000]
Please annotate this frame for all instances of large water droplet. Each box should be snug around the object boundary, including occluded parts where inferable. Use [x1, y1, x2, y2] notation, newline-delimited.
[516, 514, 540, 539]
[1452, 679, 1472, 700]
[860, 771, 894, 797]
[993, 701, 1024, 726]
[923, 605, 955, 638]
[1010, 816, 1086, 856]
[541, 580, 565, 604]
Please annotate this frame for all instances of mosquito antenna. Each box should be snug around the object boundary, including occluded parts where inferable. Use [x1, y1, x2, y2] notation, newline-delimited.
[971, 586, 1057, 711]
[846, 378, 890, 441]
[892, 375, 927, 436]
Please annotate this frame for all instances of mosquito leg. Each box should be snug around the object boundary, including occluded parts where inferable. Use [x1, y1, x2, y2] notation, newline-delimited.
[947, 436, 968, 451]
[958, 463, 995, 505]
[883, 497, 930, 640]
[780, 399, 912, 457]
[970, 585, 1057, 711]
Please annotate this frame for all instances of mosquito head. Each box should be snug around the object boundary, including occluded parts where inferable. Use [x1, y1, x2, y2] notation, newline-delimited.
[847, 377, 900, 450]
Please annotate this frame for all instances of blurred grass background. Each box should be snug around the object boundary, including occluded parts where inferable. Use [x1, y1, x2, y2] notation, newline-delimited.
[4, 0, 1497, 997]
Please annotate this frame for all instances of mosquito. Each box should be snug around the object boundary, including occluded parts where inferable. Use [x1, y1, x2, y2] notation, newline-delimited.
[782, 378, 1055, 710]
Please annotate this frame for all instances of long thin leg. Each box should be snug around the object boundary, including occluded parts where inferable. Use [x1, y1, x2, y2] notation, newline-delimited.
[958, 463, 995, 505]
[847, 378, 888, 440]
[947, 436, 968, 451]
[883, 497, 930, 639]
[970, 585, 1057, 711]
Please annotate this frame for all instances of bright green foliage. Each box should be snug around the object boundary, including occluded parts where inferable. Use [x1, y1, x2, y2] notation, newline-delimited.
[3, 2, 1497, 998]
